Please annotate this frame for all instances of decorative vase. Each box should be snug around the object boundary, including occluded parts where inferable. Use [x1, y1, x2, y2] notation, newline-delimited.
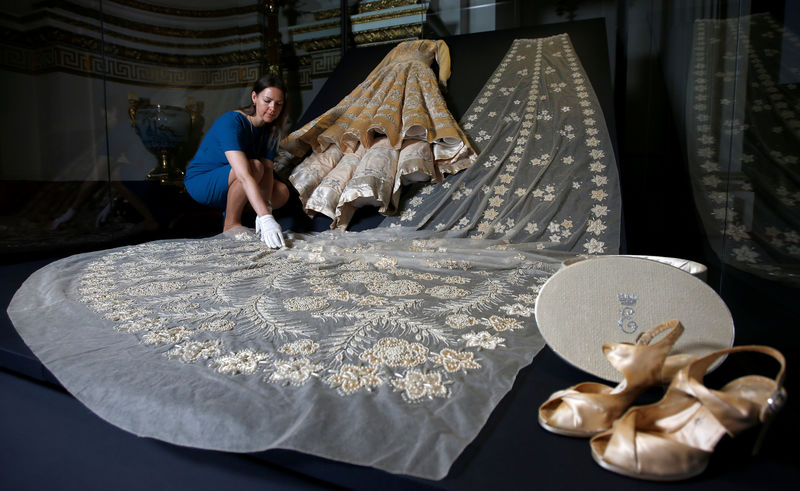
[129, 99, 196, 184]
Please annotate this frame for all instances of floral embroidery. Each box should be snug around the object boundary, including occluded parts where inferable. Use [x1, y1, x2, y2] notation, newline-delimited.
[426, 285, 469, 299]
[430, 348, 481, 372]
[442, 275, 470, 285]
[353, 294, 388, 306]
[103, 307, 151, 322]
[142, 327, 194, 345]
[361, 337, 428, 367]
[367, 279, 423, 296]
[461, 331, 506, 350]
[583, 238, 606, 254]
[392, 369, 448, 402]
[279, 339, 320, 356]
[446, 313, 479, 329]
[124, 281, 183, 297]
[118, 317, 167, 333]
[486, 316, 523, 332]
[499, 303, 534, 317]
[381, 35, 619, 252]
[339, 271, 389, 284]
[210, 349, 270, 375]
[268, 357, 323, 385]
[167, 339, 223, 363]
[71, 36, 581, 412]
[283, 296, 330, 311]
[199, 319, 235, 332]
[326, 364, 384, 394]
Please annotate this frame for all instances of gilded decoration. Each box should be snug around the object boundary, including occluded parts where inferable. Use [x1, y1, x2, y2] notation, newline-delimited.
[353, 25, 423, 45]
[351, 5, 428, 25]
[290, 21, 340, 35]
[310, 51, 341, 76]
[313, 8, 345, 21]
[296, 36, 341, 53]
[1, 2, 272, 88]
[0, 41, 261, 88]
[1, 31, 264, 88]
[358, 0, 420, 14]
[3, 11, 261, 49]
[289, 2, 427, 56]
[309, 0, 421, 18]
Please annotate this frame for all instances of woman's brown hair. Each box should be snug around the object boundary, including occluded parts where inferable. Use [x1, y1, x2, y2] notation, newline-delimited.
[240, 72, 289, 144]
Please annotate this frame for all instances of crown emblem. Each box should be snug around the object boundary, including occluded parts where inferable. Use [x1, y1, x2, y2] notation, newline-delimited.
[617, 293, 638, 306]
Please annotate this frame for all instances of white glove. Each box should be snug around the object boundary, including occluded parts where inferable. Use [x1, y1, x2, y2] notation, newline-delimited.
[255, 214, 285, 248]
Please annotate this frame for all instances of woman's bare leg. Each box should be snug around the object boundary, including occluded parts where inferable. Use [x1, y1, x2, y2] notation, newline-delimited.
[224, 159, 264, 231]
[223, 179, 248, 231]
[270, 180, 290, 209]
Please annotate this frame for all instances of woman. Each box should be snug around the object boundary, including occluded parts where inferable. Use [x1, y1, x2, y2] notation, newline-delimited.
[185, 74, 290, 248]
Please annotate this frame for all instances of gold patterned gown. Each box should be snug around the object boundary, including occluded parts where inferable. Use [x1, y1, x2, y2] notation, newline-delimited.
[282, 39, 477, 229]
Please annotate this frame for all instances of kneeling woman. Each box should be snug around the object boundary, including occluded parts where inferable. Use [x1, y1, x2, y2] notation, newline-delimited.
[185, 74, 290, 248]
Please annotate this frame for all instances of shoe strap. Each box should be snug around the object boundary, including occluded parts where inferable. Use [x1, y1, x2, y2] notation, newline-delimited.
[678, 345, 787, 429]
[602, 320, 684, 387]
[634, 318, 683, 346]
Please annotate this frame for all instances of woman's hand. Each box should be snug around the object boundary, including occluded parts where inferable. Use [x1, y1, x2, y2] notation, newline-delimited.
[255, 214, 285, 248]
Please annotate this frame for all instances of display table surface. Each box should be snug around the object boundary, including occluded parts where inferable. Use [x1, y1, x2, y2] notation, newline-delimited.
[2, 258, 797, 489]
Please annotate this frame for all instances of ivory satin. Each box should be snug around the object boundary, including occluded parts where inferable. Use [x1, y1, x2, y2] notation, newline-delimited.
[590, 345, 787, 481]
[283, 39, 477, 229]
[538, 320, 689, 437]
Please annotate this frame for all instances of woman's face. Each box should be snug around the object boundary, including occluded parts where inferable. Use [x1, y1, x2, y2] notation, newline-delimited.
[251, 86, 284, 125]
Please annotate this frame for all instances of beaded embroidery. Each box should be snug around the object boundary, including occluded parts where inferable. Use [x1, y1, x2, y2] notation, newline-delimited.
[76, 231, 553, 404]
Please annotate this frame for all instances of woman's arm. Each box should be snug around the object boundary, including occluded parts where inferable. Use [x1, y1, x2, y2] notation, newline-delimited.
[224, 149, 272, 216]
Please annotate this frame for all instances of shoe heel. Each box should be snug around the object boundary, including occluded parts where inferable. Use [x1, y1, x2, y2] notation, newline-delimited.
[752, 387, 787, 456]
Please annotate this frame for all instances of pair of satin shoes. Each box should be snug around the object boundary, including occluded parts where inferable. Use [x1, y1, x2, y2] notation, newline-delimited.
[538, 319, 788, 481]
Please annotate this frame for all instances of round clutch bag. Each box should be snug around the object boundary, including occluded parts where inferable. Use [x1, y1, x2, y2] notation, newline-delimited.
[534, 255, 734, 382]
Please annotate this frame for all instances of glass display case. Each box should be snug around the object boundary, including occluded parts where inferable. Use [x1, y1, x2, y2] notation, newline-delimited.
[2, 1, 796, 326]
[1, 1, 797, 488]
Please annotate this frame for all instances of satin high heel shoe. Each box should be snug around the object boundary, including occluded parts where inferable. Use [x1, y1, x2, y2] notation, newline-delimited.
[538, 319, 694, 437]
[589, 345, 787, 481]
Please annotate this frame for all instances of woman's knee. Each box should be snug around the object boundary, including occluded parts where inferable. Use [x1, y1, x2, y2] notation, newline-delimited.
[272, 181, 290, 208]
[248, 158, 267, 181]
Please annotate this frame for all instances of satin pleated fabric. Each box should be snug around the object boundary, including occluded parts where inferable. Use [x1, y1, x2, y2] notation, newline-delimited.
[283, 40, 477, 229]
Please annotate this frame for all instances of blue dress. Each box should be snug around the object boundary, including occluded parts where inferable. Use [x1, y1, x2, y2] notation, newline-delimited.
[185, 111, 278, 210]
